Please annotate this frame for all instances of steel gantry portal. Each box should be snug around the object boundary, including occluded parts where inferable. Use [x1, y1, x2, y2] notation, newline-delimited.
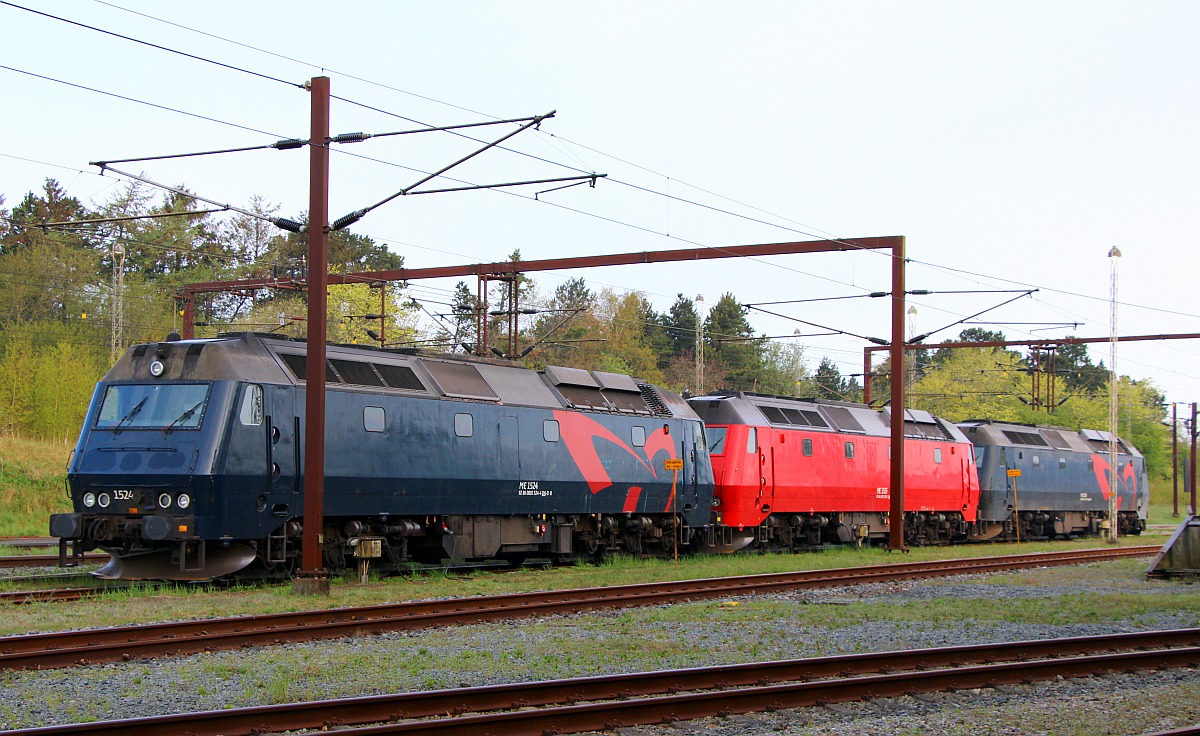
[180, 235, 913, 550]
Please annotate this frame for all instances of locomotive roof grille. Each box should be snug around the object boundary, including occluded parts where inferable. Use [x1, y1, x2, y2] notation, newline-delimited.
[374, 363, 426, 391]
[821, 405, 867, 434]
[1041, 429, 1074, 450]
[1002, 429, 1051, 447]
[1088, 438, 1131, 454]
[278, 353, 429, 393]
[903, 421, 953, 441]
[330, 359, 385, 387]
[421, 360, 499, 401]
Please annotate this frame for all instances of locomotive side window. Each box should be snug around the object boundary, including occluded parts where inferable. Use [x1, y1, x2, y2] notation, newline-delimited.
[844, 441, 855, 459]
[933, 447, 942, 464]
[239, 384, 263, 426]
[802, 438, 813, 457]
[746, 429, 757, 453]
[544, 420, 560, 442]
[364, 406, 385, 433]
[1059, 457, 1067, 470]
[454, 412, 474, 438]
[1032, 455, 1041, 468]
[705, 427, 727, 455]
[632, 426, 647, 447]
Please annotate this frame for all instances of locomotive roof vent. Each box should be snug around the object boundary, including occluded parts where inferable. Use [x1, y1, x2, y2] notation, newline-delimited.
[544, 365, 657, 415]
[820, 405, 867, 434]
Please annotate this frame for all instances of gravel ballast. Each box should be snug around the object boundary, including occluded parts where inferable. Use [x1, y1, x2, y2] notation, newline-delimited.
[0, 561, 1196, 734]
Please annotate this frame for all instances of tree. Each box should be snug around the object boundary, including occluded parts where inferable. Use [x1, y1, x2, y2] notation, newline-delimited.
[593, 290, 662, 383]
[1050, 339, 1108, 393]
[755, 340, 810, 396]
[814, 357, 850, 401]
[2, 180, 95, 255]
[442, 281, 479, 353]
[932, 327, 1011, 366]
[663, 294, 698, 361]
[705, 293, 762, 391]
[525, 278, 600, 368]
[909, 347, 1029, 422]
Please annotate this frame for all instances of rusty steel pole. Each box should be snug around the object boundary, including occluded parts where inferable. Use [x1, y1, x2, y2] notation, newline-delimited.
[1185, 405, 1195, 513]
[889, 238, 906, 550]
[295, 76, 331, 595]
[1173, 403, 1179, 517]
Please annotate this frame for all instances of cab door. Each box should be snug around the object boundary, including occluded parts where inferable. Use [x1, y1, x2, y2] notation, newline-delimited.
[265, 385, 299, 500]
[758, 428, 774, 515]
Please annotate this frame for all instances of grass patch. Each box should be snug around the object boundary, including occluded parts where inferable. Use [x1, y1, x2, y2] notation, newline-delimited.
[0, 436, 72, 536]
[0, 536, 1170, 637]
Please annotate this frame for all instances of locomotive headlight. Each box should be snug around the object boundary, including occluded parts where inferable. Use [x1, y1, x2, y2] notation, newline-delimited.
[97, 492, 111, 508]
[149, 360, 165, 377]
[83, 492, 96, 508]
[157, 493, 173, 509]
[176, 493, 192, 510]
[711, 497, 721, 507]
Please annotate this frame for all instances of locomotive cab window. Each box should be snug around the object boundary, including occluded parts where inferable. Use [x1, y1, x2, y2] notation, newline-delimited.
[1059, 457, 1067, 470]
[1032, 455, 1041, 468]
[746, 429, 757, 453]
[454, 412, 474, 438]
[705, 427, 727, 455]
[632, 426, 647, 447]
[544, 420, 560, 442]
[802, 438, 813, 457]
[844, 441, 855, 459]
[239, 384, 263, 426]
[933, 448, 942, 464]
[96, 383, 211, 431]
[364, 406, 385, 433]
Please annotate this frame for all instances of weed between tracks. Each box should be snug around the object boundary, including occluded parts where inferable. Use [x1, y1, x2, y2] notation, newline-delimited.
[0, 540, 1194, 729]
[0, 536, 1169, 636]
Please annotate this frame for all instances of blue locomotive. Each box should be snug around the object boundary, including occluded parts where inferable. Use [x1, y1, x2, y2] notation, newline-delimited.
[957, 420, 1148, 540]
[49, 333, 714, 580]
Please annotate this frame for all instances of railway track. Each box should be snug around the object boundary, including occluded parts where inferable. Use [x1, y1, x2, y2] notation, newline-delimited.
[7, 628, 1197, 736]
[0, 553, 105, 569]
[0, 537, 57, 549]
[0, 546, 1156, 672]
[0, 587, 96, 604]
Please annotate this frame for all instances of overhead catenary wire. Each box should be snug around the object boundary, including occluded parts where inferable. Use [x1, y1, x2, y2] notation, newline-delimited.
[0, 64, 283, 138]
[0, 1, 302, 89]
[7, 4, 1190, 396]
[24, 0, 1185, 344]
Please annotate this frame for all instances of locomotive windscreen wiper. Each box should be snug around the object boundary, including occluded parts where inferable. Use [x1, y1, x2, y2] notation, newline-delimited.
[162, 400, 204, 435]
[111, 397, 147, 435]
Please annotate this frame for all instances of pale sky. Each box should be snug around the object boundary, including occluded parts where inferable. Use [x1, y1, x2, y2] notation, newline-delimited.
[2, 1, 1197, 407]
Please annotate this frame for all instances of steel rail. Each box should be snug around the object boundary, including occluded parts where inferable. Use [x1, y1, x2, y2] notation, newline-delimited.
[7, 629, 1198, 736]
[0, 553, 105, 569]
[0, 547, 1157, 672]
[0, 538, 57, 549]
[0, 588, 95, 604]
[333, 647, 1200, 736]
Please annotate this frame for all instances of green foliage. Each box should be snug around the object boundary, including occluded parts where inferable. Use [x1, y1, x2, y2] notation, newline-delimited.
[0, 436, 73, 536]
[704, 292, 762, 391]
[0, 322, 108, 441]
[911, 345, 1171, 478]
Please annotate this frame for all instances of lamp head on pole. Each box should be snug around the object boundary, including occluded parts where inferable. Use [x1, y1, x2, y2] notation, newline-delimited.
[1108, 246, 1122, 258]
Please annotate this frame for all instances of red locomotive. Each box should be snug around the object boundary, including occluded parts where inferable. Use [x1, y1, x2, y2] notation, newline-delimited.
[688, 392, 979, 551]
